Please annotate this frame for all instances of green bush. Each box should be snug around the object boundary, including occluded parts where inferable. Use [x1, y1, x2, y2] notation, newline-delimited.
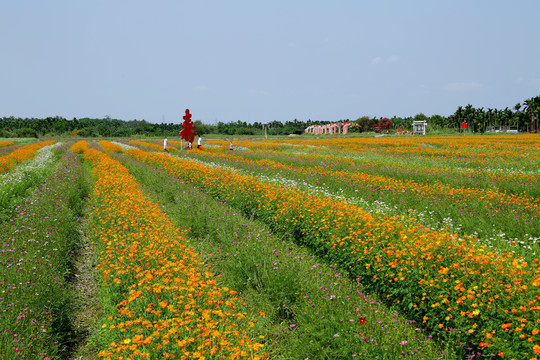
[15, 127, 38, 138]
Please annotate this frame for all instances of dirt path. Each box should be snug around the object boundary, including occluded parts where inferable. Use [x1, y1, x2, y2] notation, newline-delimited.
[69, 213, 101, 360]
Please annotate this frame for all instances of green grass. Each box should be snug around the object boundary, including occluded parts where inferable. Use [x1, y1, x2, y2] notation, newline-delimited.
[0, 144, 91, 359]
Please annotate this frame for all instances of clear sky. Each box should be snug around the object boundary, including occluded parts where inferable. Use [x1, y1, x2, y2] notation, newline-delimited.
[1, 1, 539, 124]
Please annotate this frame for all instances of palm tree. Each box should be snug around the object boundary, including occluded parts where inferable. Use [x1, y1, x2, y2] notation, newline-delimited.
[454, 106, 464, 129]
[523, 96, 540, 133]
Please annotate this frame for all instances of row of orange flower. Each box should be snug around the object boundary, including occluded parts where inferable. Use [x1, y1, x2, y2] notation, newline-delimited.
[127, 148, 540, 359]
[183, 147, 540, 228]
[129, 140, 177, 152]
[284, 134, 540, 163]
[208, 134, 540, 168]
[100, 140, 125, 153]
[78, 143, 265, 359]
[0, 140, 56, 173]
[71, 140, 89, 154]
[206, 139, 539, 194]
[0, 140, 15, 147]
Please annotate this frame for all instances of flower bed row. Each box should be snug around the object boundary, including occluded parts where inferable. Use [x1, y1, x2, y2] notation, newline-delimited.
[0, 141, 55, 173]
[191, 147, 540, 223]
[128, 140, 177, 152]
[0, 145, 88, 359]
[127, 148, 540, 359]
[99, 140, 125, 153]
[215, 134, 540, 172]
[207, 139, 539, 197]
[71, 140, 89, 154]
[180, 147, 540, 244]
[82, 146, 265, 359]
[0, 140, 14, 148]
[0, 143, 60, 222]
[285, 135, 540, 166]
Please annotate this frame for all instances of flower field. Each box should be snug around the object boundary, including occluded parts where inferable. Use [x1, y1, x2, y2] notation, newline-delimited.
[112, 149, 459, 359]
[0, 141, 56, 173]
[180, 136, 540, 253]
[99, 140, 125, 154]
[83, 145, 265, 359]
[0, 140, 15, 148]
[1, 135, 539, 359]
[128, 140, 177, 153]
[125, 134, 540, 359]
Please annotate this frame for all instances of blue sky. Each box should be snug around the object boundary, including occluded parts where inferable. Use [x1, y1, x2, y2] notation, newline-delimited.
[1, 0, 539, 124]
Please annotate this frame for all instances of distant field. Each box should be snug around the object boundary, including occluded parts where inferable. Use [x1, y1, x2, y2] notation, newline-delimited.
[1, 134, 539, 359]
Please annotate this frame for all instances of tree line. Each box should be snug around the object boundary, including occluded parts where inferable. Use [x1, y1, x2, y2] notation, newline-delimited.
[1, 95, 538, 138]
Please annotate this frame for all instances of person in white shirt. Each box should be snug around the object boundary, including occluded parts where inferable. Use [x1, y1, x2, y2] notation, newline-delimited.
[163, 137, 168, 152]
[197, 136, 202, 149]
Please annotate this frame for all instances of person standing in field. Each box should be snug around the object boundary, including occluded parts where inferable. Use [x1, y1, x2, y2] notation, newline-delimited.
[163, 136, 168, 152]
[229, 141, 233, 151]
[197, 136, 202, 149]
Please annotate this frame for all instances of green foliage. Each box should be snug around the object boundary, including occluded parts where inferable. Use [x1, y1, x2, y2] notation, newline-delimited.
[193, 120, 214, 136]
[14, 127, 38, 138]
[355, 116, 377, 132]
[235, 126, 256, 135]
[1, 95, 538, 137]
[0, 129, 15, 137]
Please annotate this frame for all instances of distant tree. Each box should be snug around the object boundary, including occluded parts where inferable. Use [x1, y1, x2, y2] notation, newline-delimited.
[0, 129, 14, 138]
[15, 127, 38, 138]
[523, 96, 540, 133]
[78, 127, 98, 137]
[355, 116, 376, 132]
[428, 115, 446, 129]
[113, 127, 132, 137]
[413, 113, 429, 122]
[235, 127, 255, 135]
[372, 117, 392, 133]
[268, 120, 284, 129]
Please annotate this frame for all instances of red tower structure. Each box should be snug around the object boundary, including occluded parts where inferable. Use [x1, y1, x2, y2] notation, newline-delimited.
[179, 109, 196, 144]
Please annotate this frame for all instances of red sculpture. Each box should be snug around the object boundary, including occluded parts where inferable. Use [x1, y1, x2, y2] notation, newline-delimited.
[179, 109, 197, 144]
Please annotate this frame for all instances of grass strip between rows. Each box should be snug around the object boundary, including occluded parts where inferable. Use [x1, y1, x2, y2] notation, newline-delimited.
[0, 144, 88, 359]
